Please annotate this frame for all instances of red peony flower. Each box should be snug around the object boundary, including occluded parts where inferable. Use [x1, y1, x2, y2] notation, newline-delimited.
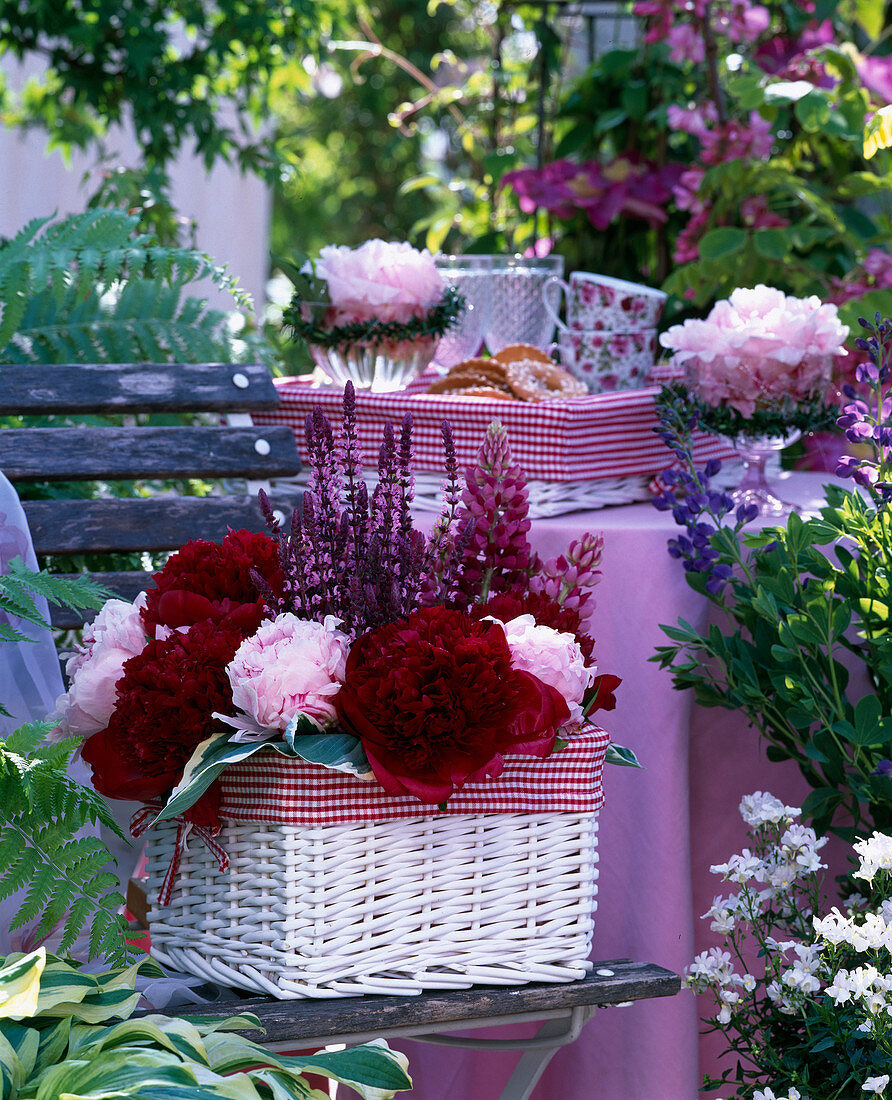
[82, 619, 245, 811]
[142, 529, 284, 634]
[505, 669, 571, 759]
[335, 605, 567, 804]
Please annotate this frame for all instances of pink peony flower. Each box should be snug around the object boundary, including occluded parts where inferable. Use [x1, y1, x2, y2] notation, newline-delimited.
[501, 614, 596, 726]
[226, 613, 350, 730]
[62, 595, 149, 736]
[315, 240, 445, 325]
[660, 285, 849, 417]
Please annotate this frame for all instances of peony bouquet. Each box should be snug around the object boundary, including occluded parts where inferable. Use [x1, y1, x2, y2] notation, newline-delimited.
[62, 383, 623, 852]
[280, 239, 464, 391]
[658, 285, 848, 437]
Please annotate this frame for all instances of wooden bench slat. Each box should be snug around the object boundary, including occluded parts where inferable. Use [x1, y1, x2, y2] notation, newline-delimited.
[24, 492, 302, 556]
[0, 362, 282, 415]
[1, 425, 301, 481]
[157, 962, 681, 1046]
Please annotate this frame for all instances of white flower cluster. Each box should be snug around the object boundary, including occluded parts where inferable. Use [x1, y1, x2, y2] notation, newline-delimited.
[754, 1087, 804, 1100]
[686, 791, 892, 1099]
[824, 964, 892, 1015]
[739, 790, 801, 828]
[855, 833, 892, 884]
[684, 947, 758, 1024]
[765, 942, 822, 1014]
[709, 822, 827, 894]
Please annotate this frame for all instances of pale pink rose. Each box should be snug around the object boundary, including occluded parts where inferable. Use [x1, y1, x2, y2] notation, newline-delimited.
[62, 595, 149, 736]
[659, 285, 848, 417]
[315, 240, 445, 324]
[226, 613, 350, 730]
[502, 614, 596, 725]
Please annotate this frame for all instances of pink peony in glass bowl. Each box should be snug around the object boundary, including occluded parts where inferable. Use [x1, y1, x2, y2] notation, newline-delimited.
[659, 285, 849, 514]
[297, 301, 441, 393]
[282, 239, 464, 392]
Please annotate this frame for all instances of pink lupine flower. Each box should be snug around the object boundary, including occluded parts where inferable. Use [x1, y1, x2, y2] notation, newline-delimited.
[457, 422, 533, 603]
[529, 533, 604, 623]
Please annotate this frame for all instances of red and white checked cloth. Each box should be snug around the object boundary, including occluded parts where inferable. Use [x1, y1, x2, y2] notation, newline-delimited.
[255, 375, 736, 482]
[217, 725, 610, 826]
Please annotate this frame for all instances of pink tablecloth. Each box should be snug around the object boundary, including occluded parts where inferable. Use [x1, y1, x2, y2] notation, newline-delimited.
[395, 471, 833, 1100]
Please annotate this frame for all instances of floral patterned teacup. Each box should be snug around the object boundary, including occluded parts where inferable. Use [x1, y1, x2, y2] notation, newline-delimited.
[557, 329, 658, 393]
[543, 272, 666, 332]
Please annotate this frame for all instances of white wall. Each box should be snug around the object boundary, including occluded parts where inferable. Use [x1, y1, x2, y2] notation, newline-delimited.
[0, 58, 272, 317]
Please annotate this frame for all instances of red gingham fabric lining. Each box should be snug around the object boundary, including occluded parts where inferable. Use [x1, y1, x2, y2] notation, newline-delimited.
[256, 376, 735, 482]
[217, 726, 610, 826]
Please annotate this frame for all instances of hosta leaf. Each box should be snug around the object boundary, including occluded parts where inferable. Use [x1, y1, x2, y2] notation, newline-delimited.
[0, 949, 45, 1020]
[155, 733, 270, 823]
[605, 743, 643, 769]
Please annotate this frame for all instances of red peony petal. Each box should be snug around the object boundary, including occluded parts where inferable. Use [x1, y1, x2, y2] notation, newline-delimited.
[586, 673, 623, 714]
[364, 744, 454, 804]
[504, 670, 571, 759]
[81, 727, 180, 802]
[155, 589, 219, 629]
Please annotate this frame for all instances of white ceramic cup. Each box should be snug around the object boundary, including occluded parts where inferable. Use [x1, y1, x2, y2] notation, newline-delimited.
[543, 272, 667, 332]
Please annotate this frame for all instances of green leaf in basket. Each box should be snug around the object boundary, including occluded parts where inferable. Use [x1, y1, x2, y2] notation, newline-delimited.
[155, 732, 272, 823]
[605, 742, 644, 769]
[279, 718, 373, 779]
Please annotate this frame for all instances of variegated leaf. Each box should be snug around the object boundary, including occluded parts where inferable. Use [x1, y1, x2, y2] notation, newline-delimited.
[0, 949, 46, 1020]
[155, 733, 270, 823]
[0, 1029, 25, 1100]
[0, 1021, 39, 1081]
[279, 720, 372, 779]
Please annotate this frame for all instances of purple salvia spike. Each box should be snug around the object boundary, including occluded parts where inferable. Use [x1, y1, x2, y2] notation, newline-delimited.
[249, 567, 281, 617]
[256, 488, 280, 533]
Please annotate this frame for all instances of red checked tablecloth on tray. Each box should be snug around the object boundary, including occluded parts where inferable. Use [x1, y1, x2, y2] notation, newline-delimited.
[255, 376, 735, 483]
[217, 725, 609, 825]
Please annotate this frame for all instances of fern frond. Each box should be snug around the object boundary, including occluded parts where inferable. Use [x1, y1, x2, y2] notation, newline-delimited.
[6, 559, 111, 611]
[0, 208, 263, 365]
[4, 721, 63, 757]
[0, 844, 41, 900]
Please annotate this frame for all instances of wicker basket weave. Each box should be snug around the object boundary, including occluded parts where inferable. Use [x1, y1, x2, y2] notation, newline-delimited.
[145, 729, 607, 999]
[146, 810, 599, 999]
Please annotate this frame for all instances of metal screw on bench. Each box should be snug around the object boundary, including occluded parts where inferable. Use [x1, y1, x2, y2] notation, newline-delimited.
[232, 372, 250, 389]
[254, 438, 271, 455]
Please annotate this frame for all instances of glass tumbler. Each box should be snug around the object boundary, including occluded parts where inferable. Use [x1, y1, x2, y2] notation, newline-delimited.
[432, 255, 493, 372]
[485, 255, 565, 355]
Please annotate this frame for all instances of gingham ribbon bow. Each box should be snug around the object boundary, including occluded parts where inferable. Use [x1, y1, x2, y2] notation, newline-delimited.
[131, 804, 229, 907]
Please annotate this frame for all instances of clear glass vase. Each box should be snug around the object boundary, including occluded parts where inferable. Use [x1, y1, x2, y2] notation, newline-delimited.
[309, 335, 437, 393]
[722, 429, 802, 517]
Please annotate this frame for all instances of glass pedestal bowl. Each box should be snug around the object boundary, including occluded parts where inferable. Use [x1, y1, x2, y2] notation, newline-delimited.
[309, 334, 437, 393]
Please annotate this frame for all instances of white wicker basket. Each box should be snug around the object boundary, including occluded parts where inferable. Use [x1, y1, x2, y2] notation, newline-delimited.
[146, 810, 600, 999]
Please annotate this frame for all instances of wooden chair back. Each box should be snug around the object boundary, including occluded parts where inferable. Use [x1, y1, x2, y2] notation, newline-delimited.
[0, 362, 302, 627]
